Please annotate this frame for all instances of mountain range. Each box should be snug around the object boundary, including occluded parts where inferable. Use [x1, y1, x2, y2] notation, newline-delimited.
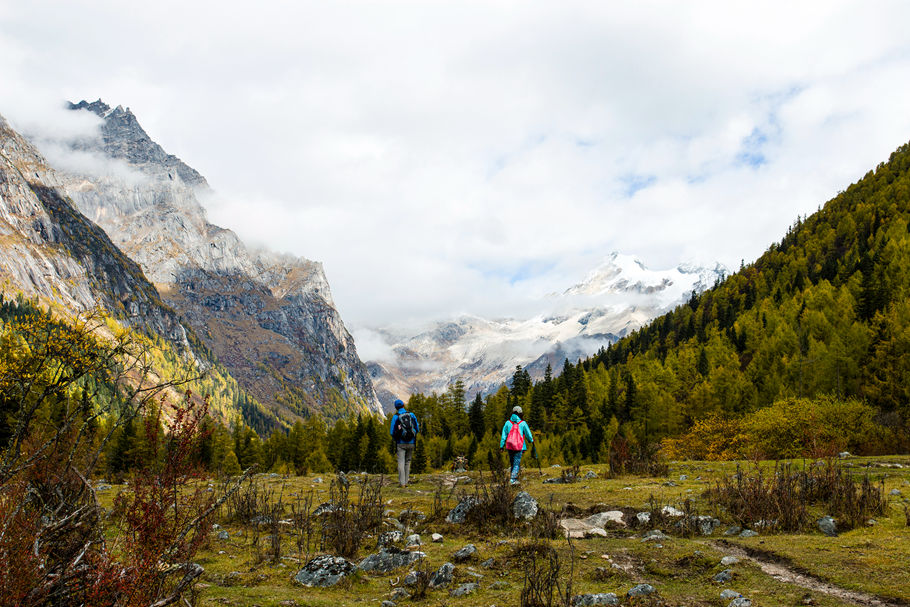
[366, 252, 726, 402]
[1, 101, 382, 428]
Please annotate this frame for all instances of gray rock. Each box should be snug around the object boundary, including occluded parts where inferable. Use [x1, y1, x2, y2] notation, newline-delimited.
[713, 569, 733, 584]
[403, 571, 418, 586]
[453, 543, 477, 562]
[313, 476, 323, 483]
[636, 511, 651, 525]
[584, 470, 598, 479]
[294, 555, 357, 587]
[378, 530, 403, 547]
[429, 562, 455, 588]
[585, 511, 626, 528]
[695, 515, 721, 536]
[490, 581, 510, 590]
[381, 602, 396, 607]
[431, 533, 444, 543]
[720, 556, 740, 566]
[512, 491, 539, 520]
[729, 598, 752, 607]
[818, 516, 837, 537]
[641, 529, 669, 542]
[738, 530, 758, 538]
[679, 474, 688, 481]
[662, 505, 684, 517]
[405, 533, 421, 546]
[838, 452, 851, 458]
[572, 593, 619, 606]
[217, 530, 230, 540]
[358, 547, 425, 573]
[720, 589, 740, 599]
[724, 525, 742, 536]
[450, 582, 479, 597]
[481, 558, 495, 569]
[890, 489, 902, 496]
[446, 496, 479, 524]
[627, 584, 656, 597]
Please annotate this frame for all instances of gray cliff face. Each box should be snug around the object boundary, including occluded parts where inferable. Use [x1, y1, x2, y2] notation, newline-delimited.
[0, 112, 191, 349]
[51, 100, 381, 419]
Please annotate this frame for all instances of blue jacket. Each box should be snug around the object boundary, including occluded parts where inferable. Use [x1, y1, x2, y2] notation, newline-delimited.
[390, 409, 419, 444]
[500, 414, 533, 452]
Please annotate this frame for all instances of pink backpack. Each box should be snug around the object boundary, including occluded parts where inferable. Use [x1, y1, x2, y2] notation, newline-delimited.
[505, 421, 524, 451]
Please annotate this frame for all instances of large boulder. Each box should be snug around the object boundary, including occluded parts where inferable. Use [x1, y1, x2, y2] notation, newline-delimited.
[429, 562, 455, 588]
[294, 555, 357, 587]
[512, 491, 539, 520]
[358, 547, 425, 573]
[446, 496, 479, 524]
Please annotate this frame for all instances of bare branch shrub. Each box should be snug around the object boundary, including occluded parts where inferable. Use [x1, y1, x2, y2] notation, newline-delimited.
[516, 542, 573, 607]
[320, 473, 384, 558]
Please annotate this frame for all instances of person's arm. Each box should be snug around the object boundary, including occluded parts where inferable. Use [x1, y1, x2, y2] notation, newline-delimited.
[499, 421, 508, 449]
[522, 421, 534, 443]
[412, 412, 419, 434]
[389, 414, 398, 438]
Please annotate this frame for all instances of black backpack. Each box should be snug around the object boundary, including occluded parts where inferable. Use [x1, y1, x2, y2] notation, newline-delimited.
[396, 412, 416, 443]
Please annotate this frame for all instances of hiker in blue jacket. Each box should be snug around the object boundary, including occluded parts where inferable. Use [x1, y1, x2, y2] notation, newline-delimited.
[500, 406, 534, 485]
[389, 399, 419, 487]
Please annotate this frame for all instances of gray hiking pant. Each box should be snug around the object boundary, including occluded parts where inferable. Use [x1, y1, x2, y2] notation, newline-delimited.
[396, 443, 414, 486]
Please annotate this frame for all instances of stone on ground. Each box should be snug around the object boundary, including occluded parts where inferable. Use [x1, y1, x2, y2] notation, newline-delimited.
[817, 516, 837, 537]
[450, 582, 479, 597]
[445, 496, 478, 524]
[358, 547, 425, 573]
[429, 562, 455, 588]
[452, 544, 477, 562]
[572, 593, 619, 605]
[512, 491, 539, 520]
[713, 569, 733, 584]
[294, 555, 357, 587]
[627, 584, 655, 597]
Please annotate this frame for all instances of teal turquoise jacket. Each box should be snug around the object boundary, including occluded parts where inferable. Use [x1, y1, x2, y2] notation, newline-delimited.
[500, 414, 533, 452]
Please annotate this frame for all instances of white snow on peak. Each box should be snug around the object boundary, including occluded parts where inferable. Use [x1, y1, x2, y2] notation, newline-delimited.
[367, 252, 727, 400]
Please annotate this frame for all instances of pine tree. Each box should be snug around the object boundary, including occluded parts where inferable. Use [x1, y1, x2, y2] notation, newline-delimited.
[468, 393, 485, 440]
[411, 438, 427, 474]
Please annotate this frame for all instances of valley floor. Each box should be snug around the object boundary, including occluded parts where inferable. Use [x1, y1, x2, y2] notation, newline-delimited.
[108, 456, 910, 607]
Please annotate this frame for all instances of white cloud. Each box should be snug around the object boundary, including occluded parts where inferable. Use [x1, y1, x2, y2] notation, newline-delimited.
[2, 1, 910, 329]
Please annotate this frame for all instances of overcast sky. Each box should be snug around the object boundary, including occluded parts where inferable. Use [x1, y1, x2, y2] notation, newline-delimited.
[3, 1, 910, 333]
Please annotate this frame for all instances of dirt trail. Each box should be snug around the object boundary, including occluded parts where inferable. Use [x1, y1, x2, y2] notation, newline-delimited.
[713, 540, 907, 607]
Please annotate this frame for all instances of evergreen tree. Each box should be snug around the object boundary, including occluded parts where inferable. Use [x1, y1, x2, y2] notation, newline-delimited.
[468, 393, 485, 440]
[411, 438, 427, 474]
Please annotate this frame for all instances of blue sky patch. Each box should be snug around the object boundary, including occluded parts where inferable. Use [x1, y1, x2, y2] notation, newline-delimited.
[620, 173, 657, 197]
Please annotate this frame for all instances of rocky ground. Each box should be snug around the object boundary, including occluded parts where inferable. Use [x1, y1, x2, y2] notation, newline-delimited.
[99, 456, 910, 607]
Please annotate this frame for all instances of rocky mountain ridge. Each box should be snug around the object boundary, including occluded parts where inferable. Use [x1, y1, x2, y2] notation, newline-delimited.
[366, 253, 725, 402]
[0, 112, 192, 350]
[36, 100, 382, 419]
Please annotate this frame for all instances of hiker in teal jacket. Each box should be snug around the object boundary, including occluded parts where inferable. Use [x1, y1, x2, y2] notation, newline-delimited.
[499, 406, 534, 485]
